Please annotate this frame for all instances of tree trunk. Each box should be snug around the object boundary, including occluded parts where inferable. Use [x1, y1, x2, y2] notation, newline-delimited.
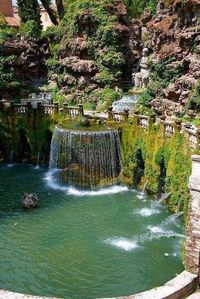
[40, 0, 58, 26]
[55, 0, 64, 20]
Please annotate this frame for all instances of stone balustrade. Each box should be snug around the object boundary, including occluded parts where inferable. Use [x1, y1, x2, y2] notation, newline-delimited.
[108, 107, 129, 123]
[44, 104, 55, 115]
[0, 100, 83, 118]
[159, 119, 176, 137]
[137, 115, 150, 130]
[63, 104, 84, 118]
[14, 104, 27, 115]
[182, 125, 200, 149]
[1, 99, 200, 149]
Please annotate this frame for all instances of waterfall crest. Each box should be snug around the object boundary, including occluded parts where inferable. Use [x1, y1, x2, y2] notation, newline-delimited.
[49, 126, 121, 189]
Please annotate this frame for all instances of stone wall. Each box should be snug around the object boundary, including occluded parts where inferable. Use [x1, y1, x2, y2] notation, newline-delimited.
[186, 155, 200, 275]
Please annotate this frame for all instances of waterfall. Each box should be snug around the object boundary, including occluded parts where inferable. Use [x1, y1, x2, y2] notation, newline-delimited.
[35, 152, 40, 169]
[49, 126, 121, 189]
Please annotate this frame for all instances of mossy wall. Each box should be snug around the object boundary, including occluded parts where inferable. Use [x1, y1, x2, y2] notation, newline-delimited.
[0, 106, 60, 163]
[120, 118, 198, 217]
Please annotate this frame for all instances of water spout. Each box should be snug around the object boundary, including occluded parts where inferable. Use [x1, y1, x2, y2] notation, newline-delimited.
[35, 152, 40, 169]
[158, 192, 171, 204]
[142, 180, 148, 195]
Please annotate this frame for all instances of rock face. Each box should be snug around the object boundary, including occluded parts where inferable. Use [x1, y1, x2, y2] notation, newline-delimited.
[141, 0, 200, 116]
[1, 37, 49, 99]
[47, 0, 142, 104]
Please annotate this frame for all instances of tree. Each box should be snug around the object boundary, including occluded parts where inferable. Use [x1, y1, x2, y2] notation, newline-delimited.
[55, 0, 64, 20]
[40, 0, 58, 26]
[17, 0, 42, 36]
[40, 0, 64, 24]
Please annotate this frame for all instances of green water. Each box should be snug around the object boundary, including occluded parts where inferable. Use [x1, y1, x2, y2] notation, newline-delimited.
[0, 164, 184, 298]
[59, 119, 118, 132]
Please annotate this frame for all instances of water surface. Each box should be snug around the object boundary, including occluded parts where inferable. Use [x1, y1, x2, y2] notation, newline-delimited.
[0, 164, 184, 298]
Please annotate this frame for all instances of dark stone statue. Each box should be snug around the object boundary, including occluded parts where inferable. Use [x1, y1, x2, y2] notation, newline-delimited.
[22, 193, 38, 209]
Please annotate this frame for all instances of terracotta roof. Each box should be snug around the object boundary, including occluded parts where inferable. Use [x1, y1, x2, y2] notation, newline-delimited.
[5, 17, 20, 27]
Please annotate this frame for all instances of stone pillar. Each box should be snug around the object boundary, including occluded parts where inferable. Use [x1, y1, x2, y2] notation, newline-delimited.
[78, 104, 84, 117]
[108, 107, 113, 122]
[63, 103, 68, 117]
[123, 109, 129, 122]
[185, 155, 200, 275]
[53, 102, 59, 115]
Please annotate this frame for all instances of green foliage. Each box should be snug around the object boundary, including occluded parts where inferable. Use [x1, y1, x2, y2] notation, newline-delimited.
[121, 120, 195, 218]
[0, 27, 18, 45]
[186, 80, 200, 112]
[95, 87, 121, 111]
[48, 0, 127, 89]
[124, 0, 158, 17]
[138, 88, 154, 107]
[0, 12, 6, 27]
[149, 56, 184, 89]
[17, 0, 42, 38]
[0, 55, 21, 90]
[20, 20, 41, 40]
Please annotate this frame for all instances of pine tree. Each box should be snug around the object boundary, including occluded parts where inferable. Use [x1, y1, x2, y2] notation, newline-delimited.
[17, 0, 42, 37]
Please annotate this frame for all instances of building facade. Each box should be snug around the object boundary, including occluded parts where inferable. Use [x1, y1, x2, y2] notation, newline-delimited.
[0, 0, 13, 17]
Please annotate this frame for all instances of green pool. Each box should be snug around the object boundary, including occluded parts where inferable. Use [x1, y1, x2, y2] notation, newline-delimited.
[0, 164, 184, 298]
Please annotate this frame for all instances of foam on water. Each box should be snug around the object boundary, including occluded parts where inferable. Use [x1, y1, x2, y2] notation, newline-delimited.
[161, 212, 183, 227]
[67, 185, 128, 197]
[147, 226, 185, 239]
[136, 192, 147, 201]
[135, 208, 160, 217]
[6, 164, 15, 168]
[34, 165, 40, 170]
[44, 169, 68, 192]
[104, 237, 138, 252]
[44, 169, 128, 196]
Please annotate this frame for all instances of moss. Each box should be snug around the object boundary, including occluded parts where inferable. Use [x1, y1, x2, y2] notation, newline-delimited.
[121, 118, 197, 218]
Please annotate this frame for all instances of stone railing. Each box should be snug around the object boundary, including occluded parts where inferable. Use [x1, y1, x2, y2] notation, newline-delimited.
[43, 104, 55, 115]
[159, 119, 176, 137]
[136, 114, 150, 130]
[63, 104, 84, 118]
[21, 92, 53, 105]
[0, 101, 84, 118]
[182, 125, 200, 149]
[14, 103, 27, 115]
[108, 107, 129, 123]
[1, 99, 200, 149]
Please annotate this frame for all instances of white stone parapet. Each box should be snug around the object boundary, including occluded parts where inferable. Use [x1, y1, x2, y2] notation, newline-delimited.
[189, 155, 200, 191]
[186, 155, 200, 274]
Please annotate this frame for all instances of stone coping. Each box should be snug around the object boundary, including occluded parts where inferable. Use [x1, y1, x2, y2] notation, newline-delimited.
[0, 271, 198, 299]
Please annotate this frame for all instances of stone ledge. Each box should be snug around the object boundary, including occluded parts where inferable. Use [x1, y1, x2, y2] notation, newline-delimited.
[109, 271, 198, 299]
[0, 271, 198, 299]
[0, 292, 58, 299]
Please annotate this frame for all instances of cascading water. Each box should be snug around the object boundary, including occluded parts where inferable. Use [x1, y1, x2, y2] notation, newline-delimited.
[49, 125, 121, 189]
